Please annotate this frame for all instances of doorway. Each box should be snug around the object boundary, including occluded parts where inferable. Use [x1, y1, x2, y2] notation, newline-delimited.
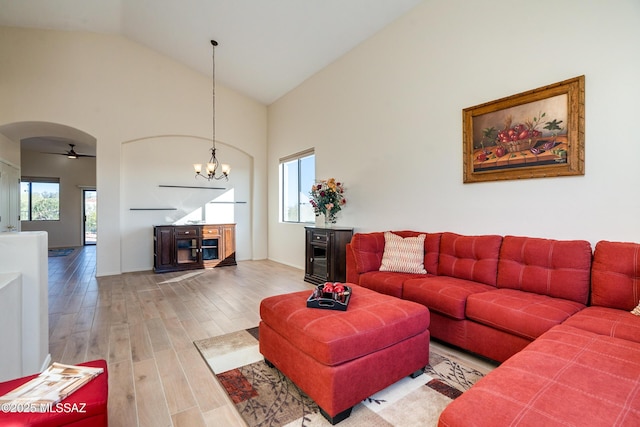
[83, 189, 97, 245]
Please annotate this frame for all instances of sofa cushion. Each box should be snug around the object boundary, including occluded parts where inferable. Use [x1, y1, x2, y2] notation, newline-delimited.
[563, 306, 640, 344]
[350, 231, 441, 275]
[497, 235, 592, 304]
[359, 270, 431, 298]
[379, 232, 427, 274]
[438, 324, 640, 427]
[403, 276, 495, 320]
[466, 289, 585, 340]
[259, 284, 430, 366]
[438, 232, 502, 286]
[591, 240, 640, 311]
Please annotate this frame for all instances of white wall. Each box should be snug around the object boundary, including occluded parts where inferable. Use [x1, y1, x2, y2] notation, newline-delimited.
[0, 135, 21, 233]
[0, 27, 268, 275]
[0, 133, 20, 166]
[268, 0, 640, 268]
[0, 160, 20, 232]
[20, 150, 96, 247]
[0, 231, 49, 377]
[0, 273, 22, 381]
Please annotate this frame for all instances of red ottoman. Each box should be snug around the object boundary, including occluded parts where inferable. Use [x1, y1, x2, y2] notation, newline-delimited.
[259, 284, 430, 424]
[0, 359, 108, 427]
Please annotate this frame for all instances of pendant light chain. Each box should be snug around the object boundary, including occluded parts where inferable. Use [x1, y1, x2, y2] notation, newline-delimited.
[193, 39, 229, 181]
[211, 40, 217, 152]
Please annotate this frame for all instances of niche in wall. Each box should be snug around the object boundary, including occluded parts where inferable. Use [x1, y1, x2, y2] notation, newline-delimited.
[121, 135, 252, 272]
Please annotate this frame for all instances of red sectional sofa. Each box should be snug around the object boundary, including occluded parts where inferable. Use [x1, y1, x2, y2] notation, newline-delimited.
[562, 240, 640, 343]
[347, 231, 593, 362]
[439, 323, 640, 426]
[346, 232, 640, 426]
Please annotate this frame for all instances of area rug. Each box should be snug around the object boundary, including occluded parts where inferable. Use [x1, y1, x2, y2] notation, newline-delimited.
[194, 327, 492, 427]
[48, 248, 74, 257]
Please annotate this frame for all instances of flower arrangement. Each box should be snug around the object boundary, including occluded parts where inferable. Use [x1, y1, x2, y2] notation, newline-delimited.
[309, 178, 346, 224]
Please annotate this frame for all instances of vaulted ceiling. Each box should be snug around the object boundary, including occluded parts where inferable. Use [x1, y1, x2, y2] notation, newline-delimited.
[0, 0, 423, 105]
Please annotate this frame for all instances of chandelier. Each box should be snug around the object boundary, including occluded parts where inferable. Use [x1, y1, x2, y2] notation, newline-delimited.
[194, 40, 230, 181]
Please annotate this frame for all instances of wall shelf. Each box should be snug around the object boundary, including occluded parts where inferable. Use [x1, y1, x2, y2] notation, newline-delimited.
[129, 208, 177, 211]
[207, 201, 247, 204]
[159, 185, 225, 190]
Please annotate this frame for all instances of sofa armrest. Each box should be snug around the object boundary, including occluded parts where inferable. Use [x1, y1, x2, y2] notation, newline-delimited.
[345, 243, 360, 284]
[348, 232, 386, 276]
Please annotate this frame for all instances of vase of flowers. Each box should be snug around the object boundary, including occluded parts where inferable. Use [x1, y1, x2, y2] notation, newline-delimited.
[309, 178, 346, 226]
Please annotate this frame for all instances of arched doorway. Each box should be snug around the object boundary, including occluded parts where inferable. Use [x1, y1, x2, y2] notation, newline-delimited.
[0, 121, 97, 249]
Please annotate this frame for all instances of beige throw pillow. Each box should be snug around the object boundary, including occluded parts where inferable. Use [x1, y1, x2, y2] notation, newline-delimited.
[379, 232, 427, 274]
[631, 300, 640, 316]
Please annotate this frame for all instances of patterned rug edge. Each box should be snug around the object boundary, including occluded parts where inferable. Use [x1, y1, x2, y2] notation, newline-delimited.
[194, 327, 487, 427]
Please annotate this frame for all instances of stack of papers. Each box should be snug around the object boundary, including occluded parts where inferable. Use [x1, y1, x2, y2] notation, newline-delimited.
[0, 363, 103, 411]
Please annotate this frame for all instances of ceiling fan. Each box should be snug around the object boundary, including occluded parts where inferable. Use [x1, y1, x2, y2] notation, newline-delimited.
[50, 144, 96, 159]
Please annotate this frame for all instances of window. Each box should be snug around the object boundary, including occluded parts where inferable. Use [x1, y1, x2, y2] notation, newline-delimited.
[20, 177, 60, 221]
[280, 149, 315, 223]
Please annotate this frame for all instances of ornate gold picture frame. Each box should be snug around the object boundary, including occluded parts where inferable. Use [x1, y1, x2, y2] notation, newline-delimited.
[463, 76, 585, 183]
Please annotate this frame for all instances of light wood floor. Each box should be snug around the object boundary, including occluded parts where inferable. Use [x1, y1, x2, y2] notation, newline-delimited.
[48, 245, 314, 427]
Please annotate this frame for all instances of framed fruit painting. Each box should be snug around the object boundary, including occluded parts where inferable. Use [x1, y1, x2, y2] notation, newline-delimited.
[463, 75, 585, 183]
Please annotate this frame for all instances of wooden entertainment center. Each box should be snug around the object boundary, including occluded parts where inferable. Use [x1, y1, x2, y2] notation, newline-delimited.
[153, 224, 236, 273]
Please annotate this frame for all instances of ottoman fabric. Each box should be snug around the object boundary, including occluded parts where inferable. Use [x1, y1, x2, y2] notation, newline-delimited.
[259, 284, 430, 366]
[260, 284, 430, 419]
[260, 321, 430, 420]
[0, 359, 108, 427]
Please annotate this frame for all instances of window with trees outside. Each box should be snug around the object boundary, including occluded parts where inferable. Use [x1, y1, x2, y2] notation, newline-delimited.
[280, 149, 315, 223]
[20, 177, 60, 221]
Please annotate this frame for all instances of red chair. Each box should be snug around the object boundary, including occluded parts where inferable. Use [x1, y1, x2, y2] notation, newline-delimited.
[0, 360, 108, 427]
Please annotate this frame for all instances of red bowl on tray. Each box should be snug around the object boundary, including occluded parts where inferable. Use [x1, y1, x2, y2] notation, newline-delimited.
[306, 283, 352, 311]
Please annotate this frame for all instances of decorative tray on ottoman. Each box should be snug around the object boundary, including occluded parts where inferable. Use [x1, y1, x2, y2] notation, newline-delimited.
[306, 283, 352, 311]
